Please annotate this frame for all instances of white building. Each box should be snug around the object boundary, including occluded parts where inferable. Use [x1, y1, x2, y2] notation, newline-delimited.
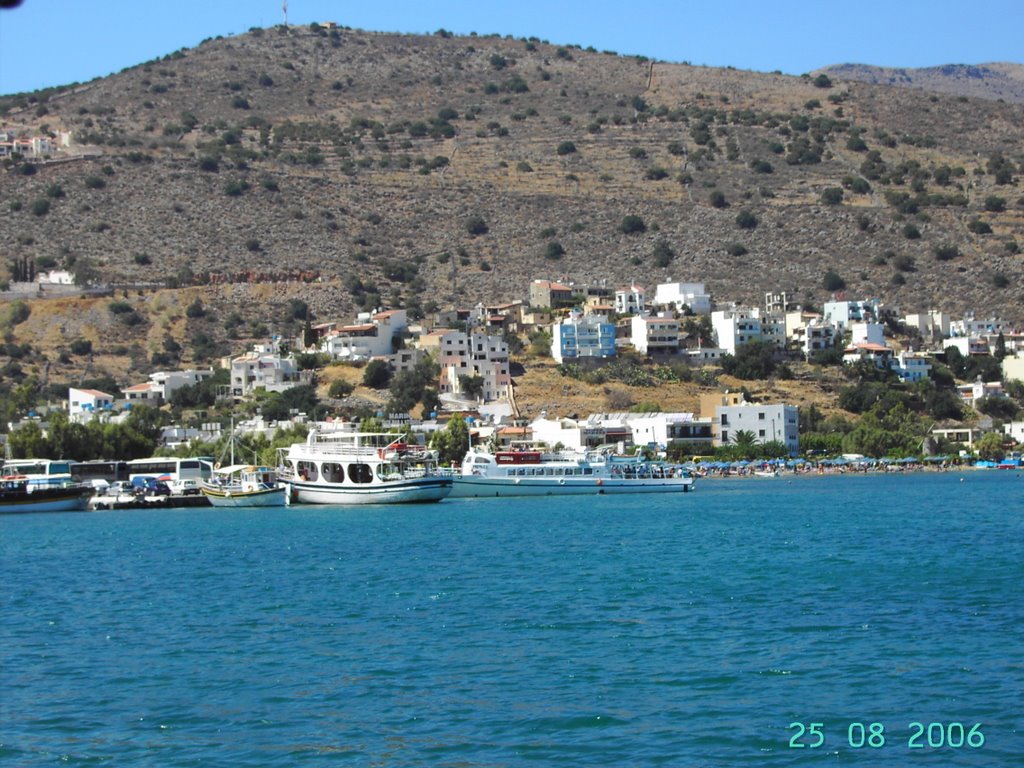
[1003, 353, 1024, 384]
[68, 387, 114, 422]
[436, 330, 510, 403]
[653, 282, 712, 315]
[850, 322, 885, 347]
[823, 299, 877, 330]
[616, 412, 712, 451]
[630, 314, 680, 356]
[230, 345, 301, 398]
[37, 270, 75, 285]
[715, 402, 800, 454]
[904, 310, 951, 342]
[614, 284, 645, 315]
[550, 311, 617, 363]
[1003, 421, 1024, 443]
[711, 306, 784, 355]
[529, 416, 606, 451]
[792, 319, 838, 360]
[123, 369, 215, 404]
[950, 314, 1008, 338]
[894, 352, 933, 383]
[944, 337, 990, 357]
[682, 347, 725, 363]
[321, 309, 407, 361]
[957, 380, 1005, 407]
[842, 343, 893, 369]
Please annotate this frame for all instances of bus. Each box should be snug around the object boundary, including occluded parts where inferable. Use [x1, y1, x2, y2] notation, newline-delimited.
[125, 457, 214, 495]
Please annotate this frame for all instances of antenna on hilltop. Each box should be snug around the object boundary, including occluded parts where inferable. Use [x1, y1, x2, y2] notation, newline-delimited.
[282, 0, 288, 25]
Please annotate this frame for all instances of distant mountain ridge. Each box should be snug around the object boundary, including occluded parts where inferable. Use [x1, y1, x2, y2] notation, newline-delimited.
[819, 62, 1024, 104]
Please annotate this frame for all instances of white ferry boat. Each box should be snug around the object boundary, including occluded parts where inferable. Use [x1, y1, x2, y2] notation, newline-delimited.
[279, 430, 451, 505]
[450, 446, 695, 498]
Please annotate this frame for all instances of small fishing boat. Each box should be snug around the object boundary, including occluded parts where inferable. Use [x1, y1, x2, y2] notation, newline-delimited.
[200, 464, 286, 507]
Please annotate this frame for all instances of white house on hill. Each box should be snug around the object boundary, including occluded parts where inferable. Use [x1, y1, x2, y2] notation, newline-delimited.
[653, 282, 712, 314]
[68, 388, 114, 422]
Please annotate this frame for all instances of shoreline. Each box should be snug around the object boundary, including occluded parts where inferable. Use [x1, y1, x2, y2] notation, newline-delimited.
[692, 464, 1021, 480]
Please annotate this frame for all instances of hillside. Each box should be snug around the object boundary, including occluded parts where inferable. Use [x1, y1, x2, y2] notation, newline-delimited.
[818, 62, 1024, 104]
[1, 25, 1023, 392]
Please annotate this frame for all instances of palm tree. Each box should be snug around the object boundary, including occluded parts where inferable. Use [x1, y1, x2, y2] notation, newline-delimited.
[732, 429, 758, 460]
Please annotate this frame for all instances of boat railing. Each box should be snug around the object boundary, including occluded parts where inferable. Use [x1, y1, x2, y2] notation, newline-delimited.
[294, 442, 384, 458]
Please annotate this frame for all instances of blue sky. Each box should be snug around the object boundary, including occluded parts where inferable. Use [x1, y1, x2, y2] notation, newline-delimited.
[1, 0, 1021, 96]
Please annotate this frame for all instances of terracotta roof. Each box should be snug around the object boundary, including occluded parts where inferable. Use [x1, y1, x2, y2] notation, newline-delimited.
[74, 388, 112, 398]
[845, 343, 890, 352]
[338, 323, 376, 333]
[123, 383, 154, 392]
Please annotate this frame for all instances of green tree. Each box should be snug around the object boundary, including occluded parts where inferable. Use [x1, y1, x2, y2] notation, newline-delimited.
[731, 429, 758, 459]
[431, 416, 470, 464]
[362, 360, 392, 389]
[459, 374, 485, 401]
[328, 379, 354, 398]
[975, 431, 1005, 462]
[719, 340, 778, 380]
[7, 420, 48, 458]
[994, 332, 1007, 361]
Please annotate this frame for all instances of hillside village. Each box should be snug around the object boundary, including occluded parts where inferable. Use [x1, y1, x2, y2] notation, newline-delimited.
[2, 24, 1023, 464]
[6, 267, 1023, 464]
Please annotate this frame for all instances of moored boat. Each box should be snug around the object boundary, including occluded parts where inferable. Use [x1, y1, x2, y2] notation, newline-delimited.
[450, 446, 695, 498]
[200, 465, 287, 507]
[0, 476, 91, 513]
[279, 429, 451, 505]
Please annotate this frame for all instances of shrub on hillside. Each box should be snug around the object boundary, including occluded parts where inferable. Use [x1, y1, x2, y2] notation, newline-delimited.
[619, 215, 646, 234]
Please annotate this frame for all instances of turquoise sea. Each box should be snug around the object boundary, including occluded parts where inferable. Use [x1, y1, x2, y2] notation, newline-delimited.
[2, 471, 1022, 766]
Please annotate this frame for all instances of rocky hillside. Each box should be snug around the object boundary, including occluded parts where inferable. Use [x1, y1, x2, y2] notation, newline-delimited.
[1, 25, 1022, 368]
[818, 62, 1024, 104]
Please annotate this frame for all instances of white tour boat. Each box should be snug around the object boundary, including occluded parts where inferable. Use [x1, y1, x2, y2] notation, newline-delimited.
[280, 429, 451, 505]
[450, 446, 695, 498]
[200, 465, 287, 507]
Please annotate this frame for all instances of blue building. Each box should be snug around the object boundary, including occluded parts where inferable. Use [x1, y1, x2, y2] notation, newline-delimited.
[551, 311, 617, 363]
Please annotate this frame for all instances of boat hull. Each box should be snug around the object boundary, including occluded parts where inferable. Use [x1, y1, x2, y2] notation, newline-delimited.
[0, 488, 91, 513]
[202, 486, 287, 508]
[449, 475, 694, 498]
[287, 477, 451, 505]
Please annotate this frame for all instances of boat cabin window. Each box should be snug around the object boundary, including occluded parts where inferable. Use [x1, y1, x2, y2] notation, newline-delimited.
[348, 463, 373, 484]
[322, 462, 344, 483]
[297, 461, 318, 481]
